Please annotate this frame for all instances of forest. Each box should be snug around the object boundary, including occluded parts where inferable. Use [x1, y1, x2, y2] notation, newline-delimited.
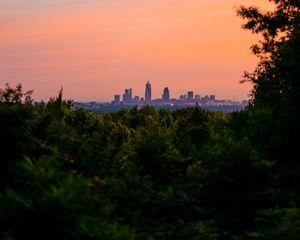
[0, 1, 299, 239]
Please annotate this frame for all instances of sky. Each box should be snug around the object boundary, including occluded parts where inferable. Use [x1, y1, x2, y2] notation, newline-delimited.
[0, 0, 274, 101]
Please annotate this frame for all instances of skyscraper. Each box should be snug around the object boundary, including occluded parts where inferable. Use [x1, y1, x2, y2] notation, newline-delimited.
[162, 87, 170, 102]
[187, 91, 194, 101]
[195, 94, 201, 101]
[123, 88, 132, 104]
[145, 81, 151, 103]
[133, 96, 140, 104]
[128, 88, 132, 102]
[113, 95, 120, 104]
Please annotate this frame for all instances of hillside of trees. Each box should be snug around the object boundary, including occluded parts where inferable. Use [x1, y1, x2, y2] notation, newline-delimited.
[0, 0, 299, 239]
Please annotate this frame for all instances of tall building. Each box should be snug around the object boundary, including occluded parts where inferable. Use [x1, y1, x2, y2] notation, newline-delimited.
[133, 96, 140, 104]
[123, 88, 132, 104]
[113, 95, 120, 104]
[162, 87, 170, 102]
[179, 94, 186, 100]
[209, 95, 216, 101]
[195, 94, 201, 101]
[129, 88, 132, 102]
[145, 81, 151, 103]
[187, 91, 194, 101]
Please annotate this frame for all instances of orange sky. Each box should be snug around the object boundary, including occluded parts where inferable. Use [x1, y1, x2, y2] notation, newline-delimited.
[0, 0, 274, 101]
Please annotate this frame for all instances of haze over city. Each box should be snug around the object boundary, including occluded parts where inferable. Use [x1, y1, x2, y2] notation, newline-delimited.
[0, 0, 274, 101]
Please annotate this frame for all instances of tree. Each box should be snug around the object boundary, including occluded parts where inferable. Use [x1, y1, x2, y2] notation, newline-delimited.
[0, 157, 133, 240]
[237, 0, 300, 192]
[236, 3, 300, 237]
[237, 0, 300, 107]
[0, 84, 40, 190]
[0, 83, 33, 104]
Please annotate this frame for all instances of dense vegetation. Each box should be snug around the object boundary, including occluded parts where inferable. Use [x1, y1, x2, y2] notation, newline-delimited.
[0, 0, 299, 239]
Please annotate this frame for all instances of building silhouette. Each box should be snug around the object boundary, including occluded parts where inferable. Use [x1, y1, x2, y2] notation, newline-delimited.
[111, 83, 223, 107]
[145, 81, 151, 103]
[195, 94, 201, 101]
[129, 88, 132, 102]
[187, 91, 194, 101]
[123, 88, 132, 104]
[162, 87, 170, 102]
[113, 95, 120, 104]
[133, 96, 140, 104]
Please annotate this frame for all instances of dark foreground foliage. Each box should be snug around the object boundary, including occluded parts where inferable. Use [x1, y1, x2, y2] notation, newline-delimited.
[0, 84, 299, 239]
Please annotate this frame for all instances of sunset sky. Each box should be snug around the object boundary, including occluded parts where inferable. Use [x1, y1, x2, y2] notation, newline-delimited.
[0, 0, 274, 101]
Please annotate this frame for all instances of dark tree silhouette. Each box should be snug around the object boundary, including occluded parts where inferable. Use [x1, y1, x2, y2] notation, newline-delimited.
[0, 83, 33, 104]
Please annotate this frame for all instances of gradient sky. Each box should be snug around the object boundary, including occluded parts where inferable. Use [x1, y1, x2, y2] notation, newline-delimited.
[0, 0, 274, 101]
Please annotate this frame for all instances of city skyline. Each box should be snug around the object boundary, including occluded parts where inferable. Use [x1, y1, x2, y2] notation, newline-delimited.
[0, 0, 274, 101]
[74, 79, 247, 113]
[112, 80, 242, 105]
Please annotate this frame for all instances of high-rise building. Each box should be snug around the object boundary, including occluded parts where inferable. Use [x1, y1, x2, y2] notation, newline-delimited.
[162, 87, 170, 102]
[195, 94, 201, 101]
[201, 95, 210, 103]
[133, 96, 140, 104]
[187, 91, 194, 101]
[113, 95, 120, 104]
[129, 88, 132, 102]
[179, 94, 186, 100]
[209, 95, 216, 101]
[123, 88, 132, 104]
[145, 81, 151, 103]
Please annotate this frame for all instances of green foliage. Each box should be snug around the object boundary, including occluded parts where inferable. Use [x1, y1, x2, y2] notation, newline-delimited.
[199, 130, 275, 235]
[237, 0, 299, 57]
[0, 100, 42, 190]
[238, 0, 300, 197]
[245, 208, 300, 240]
[0, 83, 297, 239]
[237, 0, 300, 111]
[172, 107, 226, 156]
[0, 157, 133, 240]
[0, 83, 33, 104]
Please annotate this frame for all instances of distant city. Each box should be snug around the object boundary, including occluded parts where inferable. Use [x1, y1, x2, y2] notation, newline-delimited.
[73, 81, 249, 113]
